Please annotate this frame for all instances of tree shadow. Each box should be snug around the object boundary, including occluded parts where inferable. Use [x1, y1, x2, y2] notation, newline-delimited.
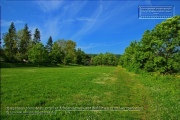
[0, 62, 61, 68]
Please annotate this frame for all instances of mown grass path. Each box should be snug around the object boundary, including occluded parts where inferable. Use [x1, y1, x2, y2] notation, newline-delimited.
[1, 66, 179, 119]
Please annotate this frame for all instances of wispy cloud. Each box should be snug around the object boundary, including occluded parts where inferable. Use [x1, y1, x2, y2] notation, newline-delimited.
[76, 17, 95, 22]
[34, 1, 89, 42]
[36, 0, 63, 13]
[62, 17, 95, 24]
[70, 2, 103, 40]
[1, 20, 24, 27]
[43, 16, 61, 42]
[70, 1, 139, 41]
[33, 1, 140, 44]
[78, 41, 127, 50]
[28, 20, 60, 43]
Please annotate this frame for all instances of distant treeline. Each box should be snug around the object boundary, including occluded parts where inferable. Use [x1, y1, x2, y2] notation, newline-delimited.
[2, 16, 179, 74]
[119, 16, 180, 74]
[1, 23, 119, 66]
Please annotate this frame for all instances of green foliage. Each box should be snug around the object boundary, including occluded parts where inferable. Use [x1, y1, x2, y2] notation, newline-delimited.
[0, 48, 5, 62]
[2, 22, 18, 62]
[45, 36, 53, 63]
[46, 36, 53, 52]
[144, 60, 154, 72]
[64, 40, 77, 65]
[33, 28, 41, 44]
[53, 39, 75, 65]
[92, 53, 118, 66]
[28, 43, 48, 66]
[120, 16, 180, 74]
[49, 42, 61, 64]
[17, 24, 31, 60]
[76, 48, 86, 65]
[2, 22, 121, 67]
[47, 39, 77, 65]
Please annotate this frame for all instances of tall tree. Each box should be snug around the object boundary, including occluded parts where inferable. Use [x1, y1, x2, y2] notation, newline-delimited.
[33, 28, 40, 44]
[3, 22, 18, 62]
[18, 24, 31, 60]
[45, 36, 53, 63]
[46, 36, 53, 52]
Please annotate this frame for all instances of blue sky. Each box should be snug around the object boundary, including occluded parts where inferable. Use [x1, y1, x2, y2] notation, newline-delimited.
[1, 0, 180, 54]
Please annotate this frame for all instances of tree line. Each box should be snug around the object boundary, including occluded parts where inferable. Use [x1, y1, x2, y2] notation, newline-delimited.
[1, 22, 118, 66]
[3, 16, 178, 71]
[119, 16, 180, 74]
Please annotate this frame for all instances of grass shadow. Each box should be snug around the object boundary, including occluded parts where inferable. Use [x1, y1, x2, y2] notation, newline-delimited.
[0, 62, 61, 68]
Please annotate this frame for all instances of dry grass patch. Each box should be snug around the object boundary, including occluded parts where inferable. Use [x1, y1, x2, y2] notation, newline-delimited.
[92, 96, 101, 104]
[72, 93, 85, 104]
[92, 73, 117, 85]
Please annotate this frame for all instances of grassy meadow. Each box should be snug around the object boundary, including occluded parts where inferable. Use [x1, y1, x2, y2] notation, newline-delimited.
[1, 66, 180, 119]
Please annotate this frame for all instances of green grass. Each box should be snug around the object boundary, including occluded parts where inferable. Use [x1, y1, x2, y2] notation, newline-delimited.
[1, 66, 180, 119]
[134, 72, 180, 119]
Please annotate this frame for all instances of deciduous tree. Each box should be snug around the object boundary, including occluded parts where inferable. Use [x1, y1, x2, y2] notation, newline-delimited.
[28, 43, 47, 67]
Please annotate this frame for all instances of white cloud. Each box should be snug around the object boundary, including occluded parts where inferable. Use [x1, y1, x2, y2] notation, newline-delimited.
[70, 1, 138, 41]
[76, 17, 95, 22]
[1, 20, 24, 27]
[70, 2, 103, 40]
[78, 41, 127, 50]
[63, 1, 88, 18]
[43, 16, 61, 42]
[36, 0, 63, 12]
[61, 17, 95, 24]
[33, 1, 140, 44]
[34, 1, 89, 42]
